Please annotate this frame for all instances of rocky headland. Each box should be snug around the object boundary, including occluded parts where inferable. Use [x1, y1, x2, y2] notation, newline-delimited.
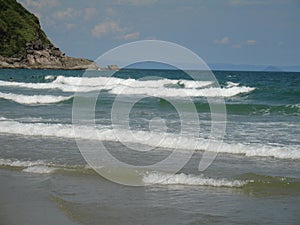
[0, 0, 99, 70]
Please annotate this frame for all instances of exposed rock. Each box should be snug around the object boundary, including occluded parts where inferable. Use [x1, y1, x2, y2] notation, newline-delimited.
[51, 49, 62, 57]
[26, 54, 35, 65]
[0, 60, 9, 67]
[26, 49, 34, 54]
[0, 0, 98, 70]
[107, 64, 120, 70]
[32, 39, 43, 50]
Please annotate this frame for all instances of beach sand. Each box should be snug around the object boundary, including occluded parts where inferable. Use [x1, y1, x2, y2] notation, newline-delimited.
[0, 169, 78, 225]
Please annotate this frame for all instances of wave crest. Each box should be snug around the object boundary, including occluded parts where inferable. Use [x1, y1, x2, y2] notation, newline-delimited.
[22, 165, 56, 174]
[0, 76, 255, 97]
[0, 119, 299, 160]
[143, 172, 247, 187]
[0, 92, 72, 105]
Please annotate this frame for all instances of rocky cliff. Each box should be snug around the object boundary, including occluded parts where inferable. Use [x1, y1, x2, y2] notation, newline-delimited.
[0, 0, 96, 69]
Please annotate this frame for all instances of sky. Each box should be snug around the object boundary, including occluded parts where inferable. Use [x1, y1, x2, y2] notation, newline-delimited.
[18, 0, 300, 68]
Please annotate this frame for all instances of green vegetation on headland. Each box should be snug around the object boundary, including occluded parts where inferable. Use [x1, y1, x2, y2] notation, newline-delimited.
[0, 0, 95, 69]
[0, 0, 51, 57]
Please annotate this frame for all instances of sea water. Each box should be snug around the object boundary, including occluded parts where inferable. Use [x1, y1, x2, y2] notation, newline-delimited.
[0, 69, 299, 224]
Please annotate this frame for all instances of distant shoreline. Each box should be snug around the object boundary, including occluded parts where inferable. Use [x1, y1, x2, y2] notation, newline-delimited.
[0, 55, 96, 70]
[0, 67, 298, 73]
[0, 55, 121, 71]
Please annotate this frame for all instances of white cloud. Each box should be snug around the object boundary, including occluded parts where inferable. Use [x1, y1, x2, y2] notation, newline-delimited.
[232, 39, 257, 48]
[214, 36, 230, 45]
[53, 8, 78, 20]
[232, 44, 242, 48]
[91, 21, 141, 40]
[65, 23, 76, 30]
[21, 0, 58, 10]
[84, 7, 97, 21]
[116, 0, 158, 5]
[91, 21, 125, 38]
[118, 32, 140, 40]
[106, 7, 117, 17]
[246, 40, 256, 45]
[229, 0, 271, 6]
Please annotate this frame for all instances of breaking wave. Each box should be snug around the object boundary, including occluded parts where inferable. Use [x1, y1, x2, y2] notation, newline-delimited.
[0, 76, 255, 97]
[109, 85, 254, 97]
[53, 75, 213, 89]
[0, 158, 46, 167]
[0, 158, 56, 174]
[1, 157, 298, 191]
[0, 119, 299, 160]
[143, 172, 247, 187]
[22, 165, 56, 174]
[0, 92, 73, 105]
[44, 75, 57, 81]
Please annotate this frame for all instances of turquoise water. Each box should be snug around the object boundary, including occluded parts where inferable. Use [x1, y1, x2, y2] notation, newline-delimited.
[0, 69, 299, 224]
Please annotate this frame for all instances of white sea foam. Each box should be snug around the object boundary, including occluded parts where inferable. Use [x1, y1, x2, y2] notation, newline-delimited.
[0, 76, 254, 97]
[22, 165, 56, 174]
[215, 142, 300, 159]
[0, 158, 56, 174]
[44, 75, 57, 81]
[226, 81, 240, 87]
[289, 103, 300, 110]
[0, 92, 73, 104]
[143, 172, 247, 187]
[51, 76, 250, 98]
[109, 85, 255, 97]
[0, 158, 46, 167]
[53, 75, 213, 89]
[0, 119, 299, 160]
[0, 80, 85, 92]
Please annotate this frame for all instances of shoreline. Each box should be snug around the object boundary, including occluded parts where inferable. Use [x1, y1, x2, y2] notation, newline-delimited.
[0, 67, 298, 73]
[0, 55, 98, 70]
[0, 56, 121, 71]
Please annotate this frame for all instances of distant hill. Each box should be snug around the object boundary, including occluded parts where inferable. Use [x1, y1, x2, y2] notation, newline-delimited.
[263, 65, 283, 72]
[0, 0, 96, 69]
[209, 63, 300, 72]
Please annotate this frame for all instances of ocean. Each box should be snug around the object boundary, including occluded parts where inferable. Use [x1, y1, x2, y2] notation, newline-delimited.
[0, 68, 299, 225]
